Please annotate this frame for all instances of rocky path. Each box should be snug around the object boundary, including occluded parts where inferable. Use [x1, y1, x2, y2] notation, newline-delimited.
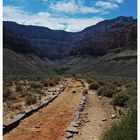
[71, 90, 117, 140]
[4, 78, 84, 140]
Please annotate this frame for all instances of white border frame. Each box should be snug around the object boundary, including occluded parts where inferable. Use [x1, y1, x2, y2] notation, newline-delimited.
[137, 0, 139, 139]
[0, 0, 3, 138]
[0, 0, 139, 139]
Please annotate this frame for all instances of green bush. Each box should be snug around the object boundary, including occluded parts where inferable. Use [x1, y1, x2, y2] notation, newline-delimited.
[97, 86, 106, 96]
[97, 86, 116, 98]
[112, 91, 129, 107]
[25, 96, 37, 105]
[30, 82, 43, 89]
[98, 80, 104, 86]
[89, 81, 99, 90]
[55, 67, 70, 75]
[102, 88, 116, 98]
[102, 108, 137, 140]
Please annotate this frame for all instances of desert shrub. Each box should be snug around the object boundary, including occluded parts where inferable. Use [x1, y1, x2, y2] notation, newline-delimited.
[49, 81, 55, 87]
[40, 76, 60, 87]
[55, 67, 70, 75]
[125, 86, 137, 108]
[50, 76, 60, 85]
[98, 80, 104, 86]
[36, 76, 44, 81]
[3, 80, 12, 87]
[36, 89, 45, 95]
[112, 91, 129, 107]
[9, 94, 16, 100]
[3, 88, 12, 99]
[16, 85, 23, 92]
[43, 81, 49, 87]
[89, 81, 99, 90]
[12, 104, 22, 110]
[54, 80, 59, 85]
[97, 86, 106, 96]
[107, 82, 117, 89]
[102, 88, 116, 98]
[30, 82, 43, 89]
[102, 108, 137, 140]
[3, 87, 16, 100]
[86, 78, 93, 84]
[97, 85, 116, 98]
[25, 96, 37, 105]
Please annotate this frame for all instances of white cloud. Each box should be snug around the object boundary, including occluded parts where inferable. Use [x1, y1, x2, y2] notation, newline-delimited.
[50, 1, 102, 14]
[80, 6, 101, 14]
[62, 17, 104, 32]
[3, 6, 30, 22]
[112, 0, 124, 4]
[95, 1, 119, 9]
[3, 5, 104, 32]
[51, 1, 78, 13]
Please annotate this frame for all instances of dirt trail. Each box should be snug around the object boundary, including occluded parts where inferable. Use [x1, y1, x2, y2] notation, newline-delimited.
[4, 78, 84, 140]
[71, 90, 117, 140]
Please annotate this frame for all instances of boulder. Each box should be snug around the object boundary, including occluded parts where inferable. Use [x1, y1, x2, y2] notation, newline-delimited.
[81, 96, 86, 101]
[78, 105, 84, 112]
[3, 125, 7, 135]
[34, 125, 40, 129]
[102, 118, 107, 121]
[70, 122, 79, 127]
[74, 111, 80, 121]
[65, 132, 73, 138]
[66, 125, 79, 133]
[111, 114, 117, 119]
[80, 100, 85, 105]
[83, 89, 88, 95]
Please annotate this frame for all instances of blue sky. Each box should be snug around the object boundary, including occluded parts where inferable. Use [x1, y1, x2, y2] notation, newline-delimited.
[3, 0, 137, 32]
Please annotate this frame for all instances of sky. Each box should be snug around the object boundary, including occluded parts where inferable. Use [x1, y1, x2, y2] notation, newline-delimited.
[3, 0, 137, 32]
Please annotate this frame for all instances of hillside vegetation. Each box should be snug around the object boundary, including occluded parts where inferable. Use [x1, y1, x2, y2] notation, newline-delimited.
[82, 74, 137, 140]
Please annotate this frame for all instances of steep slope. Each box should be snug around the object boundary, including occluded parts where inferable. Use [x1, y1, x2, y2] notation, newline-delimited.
[3, 16, 137, 77]
[3, 28, 37, 55]
[3, 22, 77, 59]
[3, 48, 55, 76]
[71, 17, 137, 56]
[56, 49, 137, 77]
[3, 29, 55, 76]
[4, 16, 137, 59]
